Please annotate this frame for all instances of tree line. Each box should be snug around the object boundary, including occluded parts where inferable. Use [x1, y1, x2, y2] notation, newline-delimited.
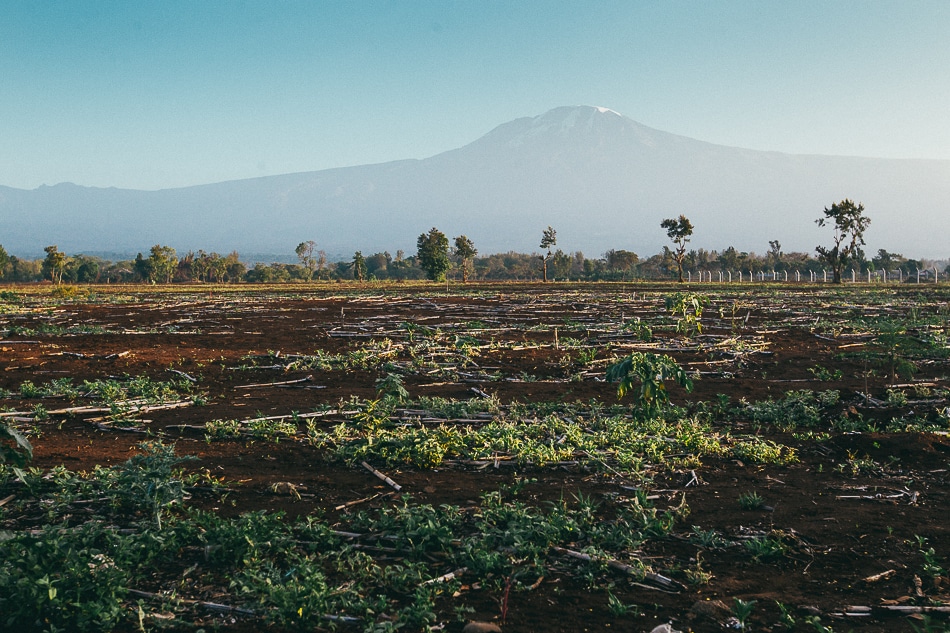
[0, 200, 945, 284]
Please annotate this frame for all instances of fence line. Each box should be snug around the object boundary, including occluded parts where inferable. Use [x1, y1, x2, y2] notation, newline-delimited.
[681, 267, 940, 283]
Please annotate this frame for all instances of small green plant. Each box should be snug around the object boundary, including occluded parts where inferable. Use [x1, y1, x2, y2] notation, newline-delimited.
[247, 416, 298, 441]
[732, 598, 757, 628]
[205, 418, 241, 439]
[744, 534, 787, 562]
[738, 491, 765, 510]
[886, 388, 908, 406]
[666, 291, 708, 337]
[375, 372, 410, 402]
[606, 352, 694, 415]
[807, 365, 843, 381]
[683, 553, 714, 586]
[576, 347, 598, 366]
[606, 590, 639, 616]
[621, 317, 653, 341]
[910, 615, 950, 633]
[689, 526, 727, 549]
[0, 422, 33, 478]
[872, 322, 919, 381]
[31, 403, 50, 422]
[805, 615, 836, 632]
[776, 601, 796, 629]
[115, 441, 196, 529]
[916, 535, 946, 578]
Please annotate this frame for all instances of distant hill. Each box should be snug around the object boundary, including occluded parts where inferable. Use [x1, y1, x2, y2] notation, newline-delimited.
[2, 105, 948, 260]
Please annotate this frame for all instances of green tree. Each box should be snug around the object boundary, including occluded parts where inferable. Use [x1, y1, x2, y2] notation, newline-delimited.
[815, 199, 870, 284]
[417, 227, 450, 282]
[0, 244, 8, 278]
[660, 216, 693, 282]
[295, 241, 317, 281]
[871, 248, 906, 272]
[72, 255, 100, 283]
[42, 245, 67, 284]
[146, 245, 178, 284]
[133, 253, 150, 281]
[767, 240, 783, 271]
[224, 251, 246, 282]
[539, 226, 557, 282]
[453, 235, 477, 282]
[605, 249, 639, 280]
[552, 249, 572, 280]
[352, 251, 366, 282]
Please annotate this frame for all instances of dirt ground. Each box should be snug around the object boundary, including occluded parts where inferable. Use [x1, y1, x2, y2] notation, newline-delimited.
[1, 282, 948, 633]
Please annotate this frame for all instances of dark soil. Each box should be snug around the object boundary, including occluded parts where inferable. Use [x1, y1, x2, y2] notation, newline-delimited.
[2, 282, 948, 633]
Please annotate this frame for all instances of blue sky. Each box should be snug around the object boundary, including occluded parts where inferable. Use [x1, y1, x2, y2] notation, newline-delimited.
[3, 1, 948, 190]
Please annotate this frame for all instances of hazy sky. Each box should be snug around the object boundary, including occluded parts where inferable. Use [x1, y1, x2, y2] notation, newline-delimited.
[3, 1, 948, 191]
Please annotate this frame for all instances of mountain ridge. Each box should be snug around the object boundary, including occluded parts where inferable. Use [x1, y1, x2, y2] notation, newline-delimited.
[2, 106, 948, 259]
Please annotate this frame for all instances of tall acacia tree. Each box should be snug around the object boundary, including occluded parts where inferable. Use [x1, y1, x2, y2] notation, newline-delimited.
[660, 215, 694, 282]
[417, 227, 450, 282]
[453, 235, 477, 283]
[815, 199, 870, 284]
[539, 226, 557, 282]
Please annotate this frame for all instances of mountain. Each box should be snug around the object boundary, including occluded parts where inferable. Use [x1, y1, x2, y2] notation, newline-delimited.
[2, 105, 948, 260]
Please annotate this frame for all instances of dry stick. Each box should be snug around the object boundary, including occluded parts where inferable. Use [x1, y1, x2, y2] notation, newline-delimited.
[361, 461, 402, 491]
[126, 588, 258, 616]
[334, 491, 393, 511]
[423, 567, 467, 585]
[86, 420, 150, 433]
[469, 386, 492, 399]
[167, 409, 358, 433]
[167, 368, 197, 382]
[233, 375, 313, 389]
[861, 569, 896, 583]
[880, 605, 950, 614]
[551, 546, 684, 593]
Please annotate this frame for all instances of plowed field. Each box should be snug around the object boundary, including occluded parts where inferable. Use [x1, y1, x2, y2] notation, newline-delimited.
[1, 283, 948, 633]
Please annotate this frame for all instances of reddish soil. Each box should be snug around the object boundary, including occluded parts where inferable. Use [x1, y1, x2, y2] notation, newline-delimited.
[2, 283, 948, 633]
